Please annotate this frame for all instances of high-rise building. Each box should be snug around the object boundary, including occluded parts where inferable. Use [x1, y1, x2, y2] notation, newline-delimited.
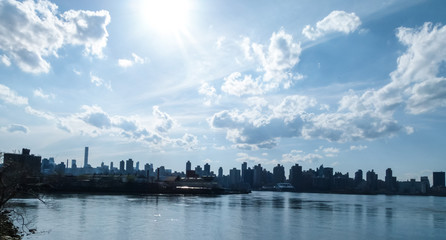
[110, 162, 114, 170]
[204, 163, 211, 176]
[84, 147, 89, 168]
[355, 169, 363, 184]
[229, 168, 241, 186]
[218, 167, 223, 178]
[186, 161, 191, 172]
[273, 164, 286, 184]
[3, 148, 41, 177]
[241, 162, 247, 182]
[385, 168, 397, 192]
[289, 164, 303, 190]
[366, 170, 378, 191]
[71, 159, 77, 169]
[433, 172, 445, 187]
[253, 164, 263, 188]
[136, 161, 140, 171]
[119, 160, 125, 172]
[126, 159, 134, 174]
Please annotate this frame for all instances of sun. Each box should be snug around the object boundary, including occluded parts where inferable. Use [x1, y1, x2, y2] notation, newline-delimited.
[139, 0, 192, 34]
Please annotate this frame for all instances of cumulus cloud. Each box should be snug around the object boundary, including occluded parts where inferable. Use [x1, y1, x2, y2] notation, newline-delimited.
[1, 55, 11, 66]
[235, 152, 272, 165]
[233, 29, 302, 96]
[0, 0, 110, 74]
[281, 150, 323, 164]
[0, 84, 28, 105]
[153, 106, 175, 133]
[210, 95, 315, 149]
[33, 88, 54, 100]
[4, 124, 29, 134]
[90, 72, 111, 90]
[221, 72, 263, 96]
[118, 53, 146, 68]
[391, 22, 446, 114]
[198, 82, 220, 106]
[350, 145, 367, 151]
[302, 10, 361, 40]
[78, 105, 112, 129]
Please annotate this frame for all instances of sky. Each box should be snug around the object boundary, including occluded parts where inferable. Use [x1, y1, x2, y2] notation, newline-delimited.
[1, 0, 446, 181]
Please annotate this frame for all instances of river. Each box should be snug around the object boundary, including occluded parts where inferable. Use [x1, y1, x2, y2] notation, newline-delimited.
[10, 191, 446, 239]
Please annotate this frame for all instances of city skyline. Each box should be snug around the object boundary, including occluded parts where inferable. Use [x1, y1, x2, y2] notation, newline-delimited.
[1, 0, 446, 182]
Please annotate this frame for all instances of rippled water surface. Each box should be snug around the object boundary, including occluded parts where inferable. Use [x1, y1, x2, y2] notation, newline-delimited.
[12, 192, 446, 239]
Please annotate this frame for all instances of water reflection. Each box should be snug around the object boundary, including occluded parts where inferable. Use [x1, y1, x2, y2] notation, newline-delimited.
[15, 192, 446, 240]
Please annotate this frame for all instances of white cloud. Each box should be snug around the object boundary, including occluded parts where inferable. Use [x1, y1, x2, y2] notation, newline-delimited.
[90, 72, 111, 90]
[118, 53, 145, 68]
[153, 106, 175, 133]
[210, 95, 315, 149]
[1, 55, 11, 66]
[281, 150, 323, 164]
[235, 29, 302, 95]
[198, 82, 220, 106]
[235, 152, 271, 165]
[0, 84, 28, 105]
[391, 23, 446, 114]
[118, 59, 133, 68]
[4, 124, 29, 134]
[0, 0, 110, 74]
[221, 72, 263, 96]
[350, 145, 367, 151]
[33, 88, 55, 100]
[302, 11, 361, 40]
[216, 36, 225, 49]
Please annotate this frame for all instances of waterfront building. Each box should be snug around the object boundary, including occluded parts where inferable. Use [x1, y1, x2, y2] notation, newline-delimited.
[273, 164, 286, 184]
[218, 167, 223, 178]
[119, 160, 125, 172]
[126, 159, 134, 174]
[241, 162, 247, 182]
[253, 164, 263, 189]
[366, 170, 378, 191]
[84, 147, 89, 168]
[289, 164, 303, 191]
[3, 148, 41, 177]
[204, 163, 211, 176]
[71, 159, 77, 169]
[195, 165, 203, 177]
[385, 168, 397, 192]
[433, 172, 445, 188]
[354, 169, 363, 184]
[186, 160, 191, 172]
[229, 168, 241, 187]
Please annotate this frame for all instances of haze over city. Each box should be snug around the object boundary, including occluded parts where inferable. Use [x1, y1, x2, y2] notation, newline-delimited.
[1, 0, 446, 182]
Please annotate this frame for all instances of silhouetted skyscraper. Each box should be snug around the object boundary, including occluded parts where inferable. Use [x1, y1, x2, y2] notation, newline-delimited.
[289, 164, 303, 190]
[433, 172, 445, 187]
[84, 147, 89, 168]
[204, 163, 211, 176]
[218, 167, 223, 178]
[186, 160, 191, 172]
[355, 169, 363, 184]
[119, 160, 125, 172]
[273, 164, 286, 184]
[241, 162, 247, 182]
[126, 159, 134, 173]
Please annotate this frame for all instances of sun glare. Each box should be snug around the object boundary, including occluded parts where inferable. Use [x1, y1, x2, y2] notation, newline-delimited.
[140, 0, 192, 34]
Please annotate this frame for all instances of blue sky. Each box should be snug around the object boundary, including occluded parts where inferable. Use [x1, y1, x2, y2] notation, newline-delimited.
[1, 0, 446, 181]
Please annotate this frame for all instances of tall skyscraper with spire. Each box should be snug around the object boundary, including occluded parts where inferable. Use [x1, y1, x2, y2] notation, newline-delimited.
[84, 146, 89, 168]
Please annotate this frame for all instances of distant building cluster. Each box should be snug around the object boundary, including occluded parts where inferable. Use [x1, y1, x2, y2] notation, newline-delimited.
[1, 147, 445, 195]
